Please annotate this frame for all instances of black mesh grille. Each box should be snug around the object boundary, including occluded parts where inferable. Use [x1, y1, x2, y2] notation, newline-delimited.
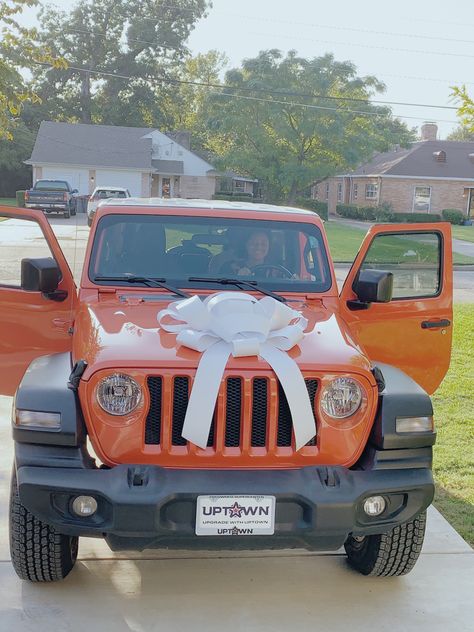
[278, 379, 318, 447]
[225, 378, 242, 447]
[251, 378, 268, 447]
[172, 377, 189, 446]
[145, 377, 162, 445]
[305, 379, 318, 447]
[277, 382, 292, 446]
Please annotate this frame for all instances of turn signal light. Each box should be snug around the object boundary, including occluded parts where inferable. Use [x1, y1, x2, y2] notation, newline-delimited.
[15, 410, 61, 429]
[396, 416, 434, 433]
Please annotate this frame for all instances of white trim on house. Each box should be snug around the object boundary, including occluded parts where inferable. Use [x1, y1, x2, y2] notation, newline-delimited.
[30, 161, 149, 173]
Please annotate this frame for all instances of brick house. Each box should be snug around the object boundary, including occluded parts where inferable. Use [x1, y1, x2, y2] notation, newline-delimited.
[313, 123, 474, 218]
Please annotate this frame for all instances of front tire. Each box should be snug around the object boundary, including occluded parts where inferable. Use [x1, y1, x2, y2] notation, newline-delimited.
[9, 470, 78, 582]
[64, 209, 70, 219]
[344, 511, 426, 576]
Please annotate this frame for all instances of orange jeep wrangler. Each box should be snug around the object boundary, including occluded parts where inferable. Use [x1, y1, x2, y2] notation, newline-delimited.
[1, 200, 452, 582]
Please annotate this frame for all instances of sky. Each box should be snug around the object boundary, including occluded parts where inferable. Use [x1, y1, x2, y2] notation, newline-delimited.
[21, 0, 474, 138]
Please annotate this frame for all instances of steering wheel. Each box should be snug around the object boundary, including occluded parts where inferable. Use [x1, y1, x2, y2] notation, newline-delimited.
[252, 264, 294, 279]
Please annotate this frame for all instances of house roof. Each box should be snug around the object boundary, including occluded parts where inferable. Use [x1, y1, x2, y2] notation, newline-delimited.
[26, 121, 154, 169]
[25, 121, 215, 173]
[344, 140, 474, 179]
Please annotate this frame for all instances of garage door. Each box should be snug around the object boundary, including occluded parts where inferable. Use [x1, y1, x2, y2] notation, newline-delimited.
[95, 170, 142, 197]
[41, 168, 89, 195]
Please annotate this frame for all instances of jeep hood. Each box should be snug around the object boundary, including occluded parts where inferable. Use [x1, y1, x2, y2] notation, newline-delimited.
[73, 295, 373, 381]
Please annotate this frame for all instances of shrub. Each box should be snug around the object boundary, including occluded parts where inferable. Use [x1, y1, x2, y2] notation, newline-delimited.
[442, 209, 466, 225]
[212, 193, 261, 202]
[336, 204, 376, 221]
[294, 198, 328, 220]
[393, 212, 442, 223]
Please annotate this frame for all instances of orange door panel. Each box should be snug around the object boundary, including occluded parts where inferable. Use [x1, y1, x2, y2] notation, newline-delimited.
[339, 223, 453, 394]
[0, 207, 76, 395]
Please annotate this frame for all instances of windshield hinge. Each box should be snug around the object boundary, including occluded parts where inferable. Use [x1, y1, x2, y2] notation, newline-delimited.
[68, 360, 88, 391]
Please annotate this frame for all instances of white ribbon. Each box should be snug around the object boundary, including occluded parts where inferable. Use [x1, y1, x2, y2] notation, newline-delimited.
[157, 292, 316, 451]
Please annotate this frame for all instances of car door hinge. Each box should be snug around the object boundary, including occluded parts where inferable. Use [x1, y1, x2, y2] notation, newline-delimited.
[52, 318, 74, 333]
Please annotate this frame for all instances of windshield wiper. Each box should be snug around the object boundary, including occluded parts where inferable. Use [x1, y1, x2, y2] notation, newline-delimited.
[94, 275, 190, 298]
[188, 277, 286, 303]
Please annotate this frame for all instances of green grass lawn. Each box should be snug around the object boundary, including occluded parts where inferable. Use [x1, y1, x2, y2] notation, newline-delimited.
[432, 304, 474, 546]
[325, 221, 474, 265]
[0, 198, 17, 206]
[452, 224, 474, 243]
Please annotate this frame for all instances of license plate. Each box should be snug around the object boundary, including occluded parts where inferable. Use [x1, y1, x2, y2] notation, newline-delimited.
[196, 495, 275, 536]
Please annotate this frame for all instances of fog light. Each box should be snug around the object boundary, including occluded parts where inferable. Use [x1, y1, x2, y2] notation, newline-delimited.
[72, 495, 98, 517]
[363, 495, 386, 517]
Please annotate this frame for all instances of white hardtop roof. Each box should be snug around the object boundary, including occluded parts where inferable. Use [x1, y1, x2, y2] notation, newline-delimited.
[101, 197, 316, 216]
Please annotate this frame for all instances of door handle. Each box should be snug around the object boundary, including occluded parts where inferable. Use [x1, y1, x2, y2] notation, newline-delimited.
[421, 319, 451, 329]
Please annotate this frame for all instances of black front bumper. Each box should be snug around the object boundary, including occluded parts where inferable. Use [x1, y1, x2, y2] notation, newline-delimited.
[16, 463, 434, 552]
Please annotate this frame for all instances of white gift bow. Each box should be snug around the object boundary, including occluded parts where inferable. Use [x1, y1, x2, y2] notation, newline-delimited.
[157, 292, 316, 451]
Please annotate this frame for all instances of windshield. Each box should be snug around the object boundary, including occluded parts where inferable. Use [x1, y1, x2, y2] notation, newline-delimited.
[96, 189, 128, 199]
[89, 214, 332, 293]
[34, 181, 69, 191]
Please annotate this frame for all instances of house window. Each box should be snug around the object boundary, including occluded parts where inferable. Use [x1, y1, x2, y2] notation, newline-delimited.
[366, 183, 378, 199]
[337, 182, 343, 202]
[234, 180, 245, 192]
[325, 182, 329, 200]
[313, 185, 319, 198]
[413, 186, 431, 212]
[353, 183, 358, 200]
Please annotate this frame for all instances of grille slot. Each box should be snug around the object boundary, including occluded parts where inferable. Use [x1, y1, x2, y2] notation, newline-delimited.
[172, 377, 189, 446]
[145, 377, 162, 445]
[278, 379, 318, 447]
[251, 378, 268, 447]
[225, 378, 242, 447]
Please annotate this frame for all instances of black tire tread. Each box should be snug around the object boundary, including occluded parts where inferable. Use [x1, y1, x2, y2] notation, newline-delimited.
[9, 471, 78, 582]
[344, 511, 426, 577]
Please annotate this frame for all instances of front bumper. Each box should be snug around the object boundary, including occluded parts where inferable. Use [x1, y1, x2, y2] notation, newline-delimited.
[16, 463, 434, 552]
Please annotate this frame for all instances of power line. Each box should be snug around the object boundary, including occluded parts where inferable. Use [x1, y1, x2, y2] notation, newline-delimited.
[250, 31, 474, 61]
[34, 56, 459, 111]
[142, 5, 474, 46]
[35, 61, 458, 124]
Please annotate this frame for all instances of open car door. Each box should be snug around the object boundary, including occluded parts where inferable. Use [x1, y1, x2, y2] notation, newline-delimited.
[0, 206, 77, 396]
[340, 223, 453, 394]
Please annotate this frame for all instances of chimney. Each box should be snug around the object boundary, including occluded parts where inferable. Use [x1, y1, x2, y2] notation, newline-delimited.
[420, 122, 438, 141]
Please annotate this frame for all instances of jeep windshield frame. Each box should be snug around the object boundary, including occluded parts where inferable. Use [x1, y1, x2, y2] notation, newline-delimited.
[88, 214, 333, 294]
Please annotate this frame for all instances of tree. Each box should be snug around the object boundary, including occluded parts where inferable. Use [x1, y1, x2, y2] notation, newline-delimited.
[450, 86, 474, 138]
[32, 0, 211, 126]
[204, 50, 415, 203]
[0, 0, 65, 139]
[446, 125, 474, 142]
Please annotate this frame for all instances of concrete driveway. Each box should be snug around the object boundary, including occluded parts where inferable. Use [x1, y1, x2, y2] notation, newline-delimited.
[1, 212, 473, 630]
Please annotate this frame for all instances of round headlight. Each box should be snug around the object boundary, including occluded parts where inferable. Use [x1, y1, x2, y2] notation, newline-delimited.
[320, 377, 363, 419]
[96, 373, 142, 416]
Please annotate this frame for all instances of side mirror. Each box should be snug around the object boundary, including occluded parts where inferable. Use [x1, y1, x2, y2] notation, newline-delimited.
[21, 258, 65, 300]
[351, 269, 393, 309]
[72, 189, 78, 194]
